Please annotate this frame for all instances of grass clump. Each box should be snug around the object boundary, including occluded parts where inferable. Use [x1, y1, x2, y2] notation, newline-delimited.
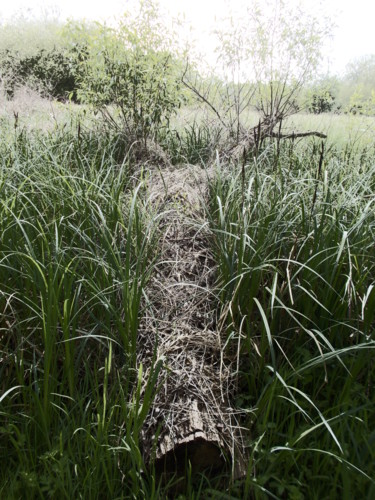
[158, 122, 222, 166]
[0, 125, 163, 498]
[207, 141, 375, 498]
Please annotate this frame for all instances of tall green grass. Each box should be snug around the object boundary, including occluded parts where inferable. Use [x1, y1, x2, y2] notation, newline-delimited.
[0, 125, 163, 498]
[208, 141, 375, 498]
[158, 122, 222, 165]
[1, 116, 375, 498]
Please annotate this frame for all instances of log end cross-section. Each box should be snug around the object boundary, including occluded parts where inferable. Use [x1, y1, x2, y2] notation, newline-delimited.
[155, 399, 226, 477]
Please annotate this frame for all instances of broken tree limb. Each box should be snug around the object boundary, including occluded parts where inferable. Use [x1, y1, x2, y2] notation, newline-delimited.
[269, 130, 327, 139]
[226, 119, 328, 162]
[181, 63, 228, 130]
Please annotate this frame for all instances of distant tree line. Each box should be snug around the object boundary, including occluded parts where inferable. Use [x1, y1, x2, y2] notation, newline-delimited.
[305, 55, 375, 116]
[1, 2, 375, 122]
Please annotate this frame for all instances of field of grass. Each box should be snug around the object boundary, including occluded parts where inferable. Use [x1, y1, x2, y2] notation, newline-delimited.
[208, 142, 375, 497]
[0, 102, 374, 498]
[4, 83, 374, 151]
[285, 112, 375, 149]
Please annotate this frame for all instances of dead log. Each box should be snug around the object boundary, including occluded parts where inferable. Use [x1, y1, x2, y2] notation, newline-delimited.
[154, 398, 227, 479]
[137, 166, 245, 483]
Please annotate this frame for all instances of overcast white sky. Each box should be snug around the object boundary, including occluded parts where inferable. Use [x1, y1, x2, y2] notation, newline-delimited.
[0, 0, 374, 75]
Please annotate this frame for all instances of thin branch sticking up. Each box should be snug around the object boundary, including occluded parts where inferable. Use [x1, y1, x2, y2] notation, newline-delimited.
[181, 64, 227, 129]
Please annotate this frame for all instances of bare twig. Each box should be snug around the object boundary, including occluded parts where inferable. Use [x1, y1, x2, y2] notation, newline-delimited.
[181, 63, 227, 130]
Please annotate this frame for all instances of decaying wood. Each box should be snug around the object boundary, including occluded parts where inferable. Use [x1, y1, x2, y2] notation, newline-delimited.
[155, 398, 226, 477]
[137, 165, 246, 482]
[270, 130, 327, 140]
[226, 119, 327, 162]
[181, 67, 327, 164]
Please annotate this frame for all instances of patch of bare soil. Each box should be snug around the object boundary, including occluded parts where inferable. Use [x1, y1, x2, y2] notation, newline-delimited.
[137, 164, 245, 484]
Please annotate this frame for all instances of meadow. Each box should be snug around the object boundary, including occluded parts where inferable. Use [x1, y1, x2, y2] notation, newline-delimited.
[0, 84, 375, 498]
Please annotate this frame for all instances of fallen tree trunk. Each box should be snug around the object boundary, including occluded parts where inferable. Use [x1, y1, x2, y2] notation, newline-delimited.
[137, 166, 245, 484]
[181, 66, 327, 164]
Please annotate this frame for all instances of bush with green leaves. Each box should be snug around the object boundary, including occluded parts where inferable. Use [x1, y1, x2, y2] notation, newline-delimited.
[77, 44, 184, 144]
[0, 46, 86, 101]
[308, 90, 336, 114]
[70, 1, 186, 146]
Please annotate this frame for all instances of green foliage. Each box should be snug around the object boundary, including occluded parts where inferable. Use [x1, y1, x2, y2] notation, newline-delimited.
[208, 141, 375, 497]
[0, 124, 162, 498]
[2, 32, 375, 495]
[304, 77, 339, 114]
[0, 14, 64, 56]
[345, 55, 375, 100]
[345, 86, 375, 116]
[213, 0, 332, 127]
[158, 122, 222, 165]
[0, 46, 85, 100]
[308, 90, 335, 114]
[334, 55, 375, 116]
[78, 43, 183, 143]
[71, 2, 185, 144]
[0, 14, 94, 101]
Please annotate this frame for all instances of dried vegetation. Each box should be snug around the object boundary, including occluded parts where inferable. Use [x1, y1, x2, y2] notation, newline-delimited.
[137, 165, 246, 482]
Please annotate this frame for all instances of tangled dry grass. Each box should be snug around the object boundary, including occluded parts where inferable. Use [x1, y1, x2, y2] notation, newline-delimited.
[137, 165, 246, 482]
[0, 84, 83, 130]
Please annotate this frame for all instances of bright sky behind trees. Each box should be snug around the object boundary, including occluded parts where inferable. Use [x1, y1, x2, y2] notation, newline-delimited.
[0, 0, 374, 75]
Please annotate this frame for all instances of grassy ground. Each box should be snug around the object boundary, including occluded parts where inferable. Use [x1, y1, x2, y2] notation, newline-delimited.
[0, 122, 163, 498]
[171, 106, 375, 151]
[0, 101, 374, 498]
[4, 85, 374, 150]
[285, 112, 375, 149]
[208, 142, 375, 498]
[0, 86, 89, 132]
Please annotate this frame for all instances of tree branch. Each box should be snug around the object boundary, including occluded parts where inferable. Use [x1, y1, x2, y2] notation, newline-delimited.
[181, 63, 227, 129]
[269, 130, 327, 139]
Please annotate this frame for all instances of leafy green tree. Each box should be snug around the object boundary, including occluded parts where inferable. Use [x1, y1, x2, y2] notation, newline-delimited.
[0, 11, 64, 56]
[337, 55, 375, 115]
[305, 77, 338, 114]
[345, 55, 375, 96]
[71, 1, 185, 145]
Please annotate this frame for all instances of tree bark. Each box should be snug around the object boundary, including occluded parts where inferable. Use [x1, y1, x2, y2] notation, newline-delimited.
[137, 166, 245, 483]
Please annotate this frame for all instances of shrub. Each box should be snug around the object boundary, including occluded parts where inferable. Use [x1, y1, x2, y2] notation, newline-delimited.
[0, 47, 86, 101]
[77, 44, 183, 144]
[309, 90, 335, 114]
[72, 21, 185, 145]
[69, 1, 186, 146]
